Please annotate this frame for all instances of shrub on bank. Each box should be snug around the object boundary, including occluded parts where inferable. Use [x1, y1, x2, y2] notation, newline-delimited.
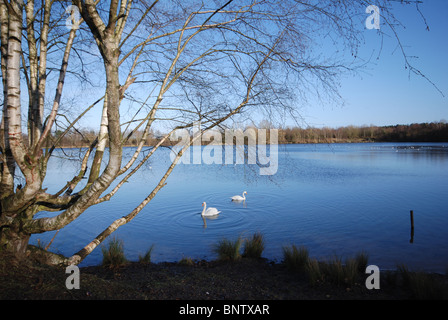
[101, 236, 127, 270]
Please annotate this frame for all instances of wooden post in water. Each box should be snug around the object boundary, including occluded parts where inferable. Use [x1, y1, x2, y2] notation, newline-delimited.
[410, 210, 414, 243]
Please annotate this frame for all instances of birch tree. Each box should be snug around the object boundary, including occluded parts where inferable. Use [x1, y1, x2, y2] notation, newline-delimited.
[0, 0, 432, 264]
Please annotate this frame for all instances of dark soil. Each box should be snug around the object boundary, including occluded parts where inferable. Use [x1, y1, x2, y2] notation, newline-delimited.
[1, 254, 447, 301]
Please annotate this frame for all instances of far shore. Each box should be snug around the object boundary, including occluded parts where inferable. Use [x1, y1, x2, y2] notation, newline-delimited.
[47, 121, 448, 149]
[50, 139, 448, 150]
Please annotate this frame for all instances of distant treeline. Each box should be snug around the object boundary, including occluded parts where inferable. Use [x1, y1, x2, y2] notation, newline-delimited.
[47, 121, 448, 148]
[278, 121, 448, 144]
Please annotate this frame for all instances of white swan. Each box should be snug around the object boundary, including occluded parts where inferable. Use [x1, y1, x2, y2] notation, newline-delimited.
[201, 202, 221, 216]
[231, 191, 247, 201]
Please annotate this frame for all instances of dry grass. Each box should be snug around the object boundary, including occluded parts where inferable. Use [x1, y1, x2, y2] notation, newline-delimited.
[397, 264, 448, 299]
[213, 236, 243, 261]
[101, 236, 128, 270]
[138, 244, 155, 264]
[282, 244, 309, 271]
[243, 232, 265, 259]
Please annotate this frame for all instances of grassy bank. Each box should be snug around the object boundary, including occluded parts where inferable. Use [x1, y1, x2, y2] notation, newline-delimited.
[1, 235, 447, 300]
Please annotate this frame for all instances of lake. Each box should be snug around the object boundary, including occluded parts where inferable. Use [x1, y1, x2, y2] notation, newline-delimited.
[32, 142, 448, 273]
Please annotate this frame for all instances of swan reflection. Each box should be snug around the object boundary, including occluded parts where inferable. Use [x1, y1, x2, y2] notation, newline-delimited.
[202, 214, 219, 229]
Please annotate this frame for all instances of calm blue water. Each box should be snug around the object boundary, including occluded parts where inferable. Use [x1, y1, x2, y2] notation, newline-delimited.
[32, 143, 448, 272]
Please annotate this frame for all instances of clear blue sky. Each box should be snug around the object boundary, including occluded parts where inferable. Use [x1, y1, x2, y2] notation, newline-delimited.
[75, 1, 447, 131]
[300, 0, 448, 128]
